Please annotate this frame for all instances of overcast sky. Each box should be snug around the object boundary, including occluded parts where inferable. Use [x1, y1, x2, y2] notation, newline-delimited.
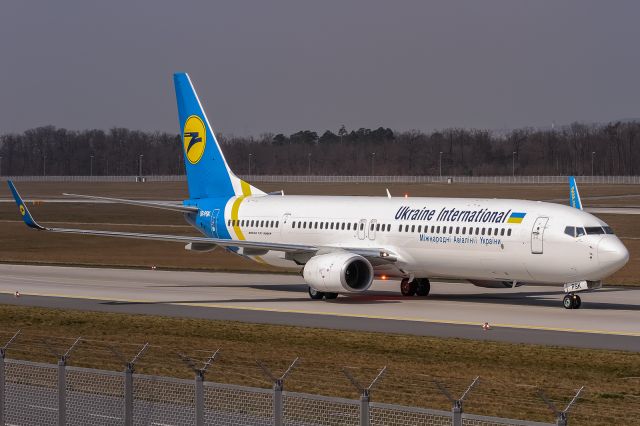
[1, 1, 639, 136]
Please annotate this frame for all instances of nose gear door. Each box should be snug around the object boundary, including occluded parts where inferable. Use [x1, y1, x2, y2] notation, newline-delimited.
[531, 217, 548, 254]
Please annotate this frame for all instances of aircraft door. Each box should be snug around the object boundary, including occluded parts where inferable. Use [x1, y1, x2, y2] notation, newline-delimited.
[531, 217, 548, 254]
[369, 219, 377, 240]
[210, 209, 220, 238]
[358, 219, 367, 240]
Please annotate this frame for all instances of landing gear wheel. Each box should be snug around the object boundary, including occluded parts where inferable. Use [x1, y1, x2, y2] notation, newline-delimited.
[573, 295, 582, 309]
[400, 279, 417, 296]
[308, 287, 325, 300]
[324, 292, 338, 300]
[563, 294, 582, 309]
[416, 279, 431, 296]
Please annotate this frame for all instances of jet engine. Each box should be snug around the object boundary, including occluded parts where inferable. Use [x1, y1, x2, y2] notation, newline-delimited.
[303, 252, 374, 293]
[469, 280, 525, 288]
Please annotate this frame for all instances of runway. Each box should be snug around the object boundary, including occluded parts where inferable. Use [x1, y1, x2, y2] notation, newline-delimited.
[0, 264, 638, 351]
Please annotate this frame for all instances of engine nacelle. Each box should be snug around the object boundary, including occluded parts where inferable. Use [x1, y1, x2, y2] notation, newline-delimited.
[469, 280, 525, 288]
[303, 252, 374, 293]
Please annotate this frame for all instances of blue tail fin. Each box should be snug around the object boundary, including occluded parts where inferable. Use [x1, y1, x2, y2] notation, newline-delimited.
[174, 73, 263, 199]
[569, 176, 583, 210]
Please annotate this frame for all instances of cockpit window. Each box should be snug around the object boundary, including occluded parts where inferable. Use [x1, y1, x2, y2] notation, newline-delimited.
[603, 226, 614, 235]
[576, 227, 586, 237]
[585, 226, 605, 235]
[564, 226, 575, 237]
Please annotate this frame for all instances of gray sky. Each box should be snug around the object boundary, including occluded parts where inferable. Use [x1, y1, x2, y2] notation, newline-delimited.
[1, 1, 639, 136]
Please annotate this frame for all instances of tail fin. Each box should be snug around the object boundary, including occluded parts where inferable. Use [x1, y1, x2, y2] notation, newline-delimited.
[174, 73, 263, 199]
[569, 176, 583, 210]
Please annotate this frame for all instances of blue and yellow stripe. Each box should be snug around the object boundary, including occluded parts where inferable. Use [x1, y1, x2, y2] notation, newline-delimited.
[507, 212, 526, 224]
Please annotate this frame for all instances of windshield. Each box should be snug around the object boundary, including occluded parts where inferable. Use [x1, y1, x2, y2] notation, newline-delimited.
[585, 226, 605, 235]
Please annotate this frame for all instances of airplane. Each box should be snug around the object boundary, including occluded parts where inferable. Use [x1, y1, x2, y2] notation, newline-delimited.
[7, 72, 630, 310]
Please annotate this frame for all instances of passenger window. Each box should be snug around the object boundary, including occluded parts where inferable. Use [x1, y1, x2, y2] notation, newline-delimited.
[411, 225, 415, 232]
[481, 228, 485, 235]
[261, 220, 265, 227]
[375, 224, 379, 231]
[251, 220, 255, 227]
[507, 229, 512, 236]
[418, 225, 422, 233]
[398, 225, 403, 232]
[462, 227, 466, 235]
[430, 226, 435, 233]
[449, 226, 453, 234]
[456, 227, 459, 234]
[564, 226, 575, 237]
[341, 223, 345, 230]
[487, 228, 492, 236]
[360, 223, 364, 230]
[436, 226, 440, 233]
[276, 221, 279, 228]
[347, 223, 351, 231]
[500, 228, 505, 236]
[292, 221, 296, 229]
[494, 228, 498, 235]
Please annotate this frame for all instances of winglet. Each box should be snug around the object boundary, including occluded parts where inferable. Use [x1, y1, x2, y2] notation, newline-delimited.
[569, 176, 583, 210]
[7, 181, 45, 229]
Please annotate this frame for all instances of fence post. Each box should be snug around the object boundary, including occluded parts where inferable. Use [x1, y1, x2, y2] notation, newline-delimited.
[343, 366, 387, 426]
[538, 386, 584, 426]
[41, 336, 83, 426]
[433, 376, 479, 426]
[178, 348, 220, 426]
[0, 331, 21, 426]
[257, 357, 299, 426]
[117, 343, 150, 426]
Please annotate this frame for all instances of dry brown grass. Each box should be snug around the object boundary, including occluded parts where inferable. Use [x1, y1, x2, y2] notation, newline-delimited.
[0, 304, 638, 425]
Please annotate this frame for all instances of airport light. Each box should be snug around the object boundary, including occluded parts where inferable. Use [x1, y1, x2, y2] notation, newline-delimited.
[139, 154, 143, 177]
[439, 152, 443, 177]
[591, 151, 595, 177]
[90, 155, 94, 177]
[512, 152, 516, 177]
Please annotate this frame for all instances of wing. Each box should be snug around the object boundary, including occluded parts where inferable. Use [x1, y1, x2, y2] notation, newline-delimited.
[9, 181, 400, 266]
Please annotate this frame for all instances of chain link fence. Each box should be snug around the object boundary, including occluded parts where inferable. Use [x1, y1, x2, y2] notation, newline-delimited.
[1, 175, 640, 184]
[0, 332, 597, 426]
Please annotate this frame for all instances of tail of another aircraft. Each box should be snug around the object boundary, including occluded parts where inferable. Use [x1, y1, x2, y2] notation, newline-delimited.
[173, 73, 264, 199]
[569, 176, 583, 210]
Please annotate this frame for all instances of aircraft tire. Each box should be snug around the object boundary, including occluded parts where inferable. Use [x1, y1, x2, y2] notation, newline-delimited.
[563, 294, 573, 309]
[400, 279, 416, 296]
[416, 278, 431, 296]
[573, 295, 582, 309]
[324, 292, 339, 300]
[309, 287, 325, 300]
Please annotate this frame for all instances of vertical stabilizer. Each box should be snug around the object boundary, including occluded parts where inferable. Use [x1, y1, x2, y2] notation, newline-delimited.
[569, 176, 583, 210]
[174, 73, 264, 199]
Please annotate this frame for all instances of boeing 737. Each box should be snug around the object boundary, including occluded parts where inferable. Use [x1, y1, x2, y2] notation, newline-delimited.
[8, 73, 630, 309]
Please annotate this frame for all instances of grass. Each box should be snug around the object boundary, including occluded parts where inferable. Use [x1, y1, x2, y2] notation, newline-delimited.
[0, 304, 638, 425]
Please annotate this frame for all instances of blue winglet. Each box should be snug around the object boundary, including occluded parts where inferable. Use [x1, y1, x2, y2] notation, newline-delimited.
[7, 181, 44, 229]
[568, 176, 583, 210]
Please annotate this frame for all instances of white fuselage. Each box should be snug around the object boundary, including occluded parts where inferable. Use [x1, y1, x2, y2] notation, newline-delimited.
[217, 195, 628, 284]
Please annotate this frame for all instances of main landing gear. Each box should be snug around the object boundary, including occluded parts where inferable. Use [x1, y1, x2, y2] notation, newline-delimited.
[563, 293, 582, 309]
[400, 278, 430, 297]
[308, 287, 338, 301]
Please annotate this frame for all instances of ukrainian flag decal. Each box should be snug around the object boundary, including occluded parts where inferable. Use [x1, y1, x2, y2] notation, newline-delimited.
[19, 205, 26, 216]
[507, 212, 526, 224]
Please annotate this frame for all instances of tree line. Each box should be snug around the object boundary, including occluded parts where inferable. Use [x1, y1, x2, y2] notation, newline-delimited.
[0, 122, 638, 176]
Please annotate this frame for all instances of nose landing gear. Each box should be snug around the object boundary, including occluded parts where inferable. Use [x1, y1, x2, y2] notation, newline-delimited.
[563, 293, 582, 309]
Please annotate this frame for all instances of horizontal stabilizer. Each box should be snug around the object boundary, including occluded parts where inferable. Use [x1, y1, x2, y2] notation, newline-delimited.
[63, 193, 198, 213]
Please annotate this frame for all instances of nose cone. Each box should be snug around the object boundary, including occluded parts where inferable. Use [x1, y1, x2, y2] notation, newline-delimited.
[598, 237, 629, 272]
